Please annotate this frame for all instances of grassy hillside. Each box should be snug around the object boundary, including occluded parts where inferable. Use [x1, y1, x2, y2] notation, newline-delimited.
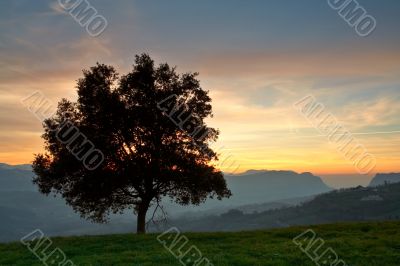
[1, 221, 399, 265]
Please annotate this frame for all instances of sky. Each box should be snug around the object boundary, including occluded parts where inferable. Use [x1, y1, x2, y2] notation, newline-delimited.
[0, 0, 399, 180]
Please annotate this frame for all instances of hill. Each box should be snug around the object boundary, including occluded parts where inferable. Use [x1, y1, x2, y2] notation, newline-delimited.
[0, 221, 399, 265]
[165, 170, 332, 216]
[224, 170, 332, 205]
[369, 173, 400, 187]
[0, 164, 34, 191]
[0, 164, 332, 242]
[169, 182, 400, 232]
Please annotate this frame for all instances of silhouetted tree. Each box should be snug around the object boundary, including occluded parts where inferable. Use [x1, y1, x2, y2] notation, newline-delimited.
[33, 54, 231, 234]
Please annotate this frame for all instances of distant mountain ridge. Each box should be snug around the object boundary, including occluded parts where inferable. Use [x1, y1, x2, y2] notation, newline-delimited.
[0, 163, 331, 241]
[1, 163, 399, 240]
[0, 164, 333, 205]
[0, 163, 35, 191]
[170, 182, 400, 232]
[0, 163, 31, 170]
[224, 170, 332, 205]
[369, 173, 400, 187]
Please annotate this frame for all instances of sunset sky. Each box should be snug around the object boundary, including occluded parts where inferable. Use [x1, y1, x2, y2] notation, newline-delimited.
[1, 0, 399, 179]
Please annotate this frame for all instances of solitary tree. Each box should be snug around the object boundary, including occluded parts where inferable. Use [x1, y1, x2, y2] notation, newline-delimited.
[33, 54, 231, 234]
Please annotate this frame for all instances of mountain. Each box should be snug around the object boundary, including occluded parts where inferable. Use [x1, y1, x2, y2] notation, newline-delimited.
[0, 163, 135, 242]
[319, 174, 373, 188]
[160, 170, 332, 215]
[224, 170, 332, 205]
[369, 173, 400, 187]
[0, 164, 332, 241]
[169, 182, 400, 232]
[0, 164, 35, 191]
[0, 163, 32, 171]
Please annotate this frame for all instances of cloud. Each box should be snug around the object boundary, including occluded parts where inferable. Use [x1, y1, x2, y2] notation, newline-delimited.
[0, 35, 113, 86]
[48, 2, 68, 16]
[339, 97, 400, 128]
[193, 49, 400, 79]
[0, 0, 399, 175]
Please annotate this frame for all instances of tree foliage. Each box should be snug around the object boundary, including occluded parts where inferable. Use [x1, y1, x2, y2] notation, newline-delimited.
[33, 54, 231, 233]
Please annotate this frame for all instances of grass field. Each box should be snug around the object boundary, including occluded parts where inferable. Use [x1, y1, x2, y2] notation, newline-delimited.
[0, 221, 399, 265]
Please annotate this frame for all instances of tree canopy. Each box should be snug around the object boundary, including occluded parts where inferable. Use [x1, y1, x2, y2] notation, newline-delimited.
[33, 54, 231, 233]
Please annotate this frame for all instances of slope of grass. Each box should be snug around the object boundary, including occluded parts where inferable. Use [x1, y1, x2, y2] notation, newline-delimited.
[0, 221, 399, 265]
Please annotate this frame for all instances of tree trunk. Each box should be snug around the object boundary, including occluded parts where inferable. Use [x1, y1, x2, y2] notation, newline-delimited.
[136, 202, 149, 234]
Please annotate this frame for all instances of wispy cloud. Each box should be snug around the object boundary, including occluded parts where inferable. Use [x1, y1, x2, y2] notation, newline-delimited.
[0, 0, 399, 174]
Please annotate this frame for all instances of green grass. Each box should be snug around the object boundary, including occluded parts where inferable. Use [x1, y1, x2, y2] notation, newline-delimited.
[1, 221, 399, 265]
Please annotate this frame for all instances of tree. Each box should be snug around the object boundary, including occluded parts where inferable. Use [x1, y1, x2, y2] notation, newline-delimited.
[33, 54, 231, 234]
